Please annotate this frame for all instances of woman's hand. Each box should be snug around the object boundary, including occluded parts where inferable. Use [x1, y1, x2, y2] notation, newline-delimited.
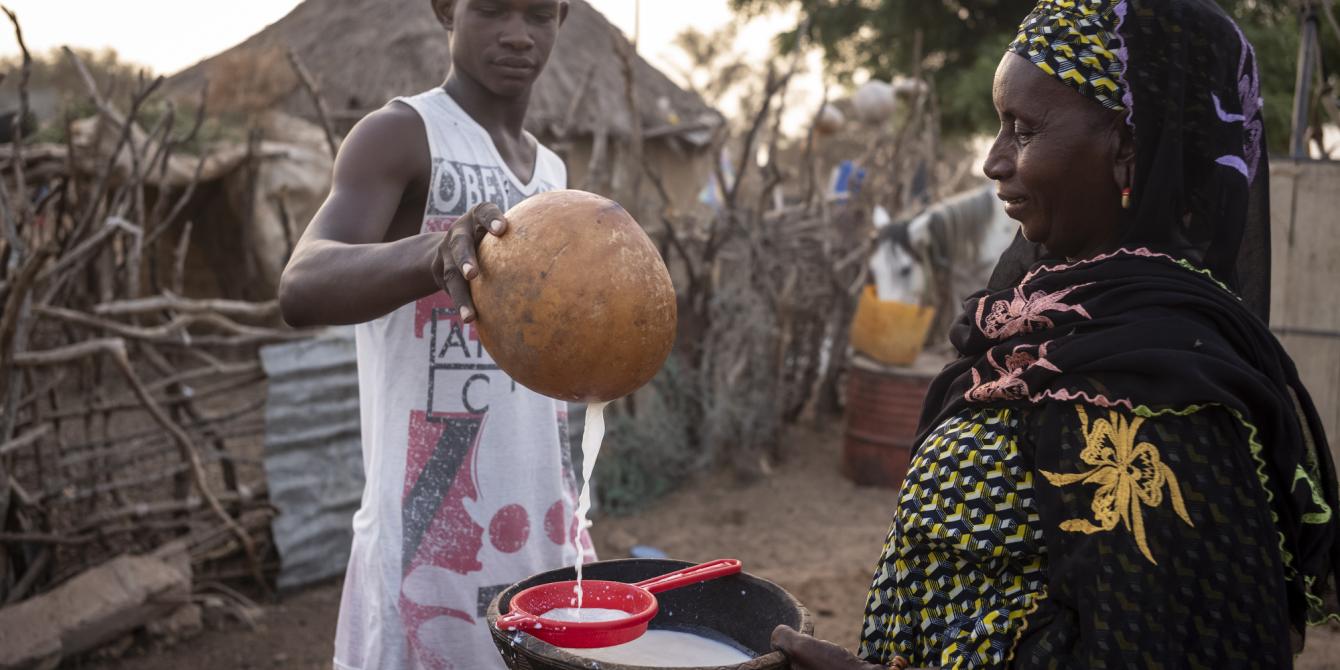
[771, 625, 888, 670]
[431, 201, 507, 323]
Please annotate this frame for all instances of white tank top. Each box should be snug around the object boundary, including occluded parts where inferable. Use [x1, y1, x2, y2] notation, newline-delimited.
[335, 88, 590, 670]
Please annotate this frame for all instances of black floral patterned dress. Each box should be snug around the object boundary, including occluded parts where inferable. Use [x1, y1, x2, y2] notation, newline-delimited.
[858, 401, 1306, 668]
[857, 1, 1340, 666]
[854, 242, 1338, 670]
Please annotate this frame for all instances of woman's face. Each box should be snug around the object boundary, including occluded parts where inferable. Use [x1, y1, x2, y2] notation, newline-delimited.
[984, 53, 1132, 260]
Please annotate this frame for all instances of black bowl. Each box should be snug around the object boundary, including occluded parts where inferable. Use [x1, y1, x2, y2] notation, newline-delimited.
[487, 558, 813, 670]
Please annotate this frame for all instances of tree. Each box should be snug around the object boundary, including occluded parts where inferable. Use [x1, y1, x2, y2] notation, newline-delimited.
[729, 0, 1335, 153]
[729, 0, 1036, 133]
[0, 47, 240, 150]
[0, 46, 148, 110]
[0, 47, 150, 141]
[670, 23, 755, 108]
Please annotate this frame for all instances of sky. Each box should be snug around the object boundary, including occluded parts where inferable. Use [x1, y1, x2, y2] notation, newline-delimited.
[0, 0, 824, 129]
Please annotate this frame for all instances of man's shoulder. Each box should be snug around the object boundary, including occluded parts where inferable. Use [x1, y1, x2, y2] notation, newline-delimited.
[336, 102, 430, 179]
[352, 102, 426, 143]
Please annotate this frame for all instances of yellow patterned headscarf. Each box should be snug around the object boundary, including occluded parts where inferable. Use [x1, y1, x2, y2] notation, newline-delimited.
[1010, 0, 1127, 110]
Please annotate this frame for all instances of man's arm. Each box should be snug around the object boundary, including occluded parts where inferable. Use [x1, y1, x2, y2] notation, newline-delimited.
[278, 103, 436, 327]
[278, 104, 505, 328]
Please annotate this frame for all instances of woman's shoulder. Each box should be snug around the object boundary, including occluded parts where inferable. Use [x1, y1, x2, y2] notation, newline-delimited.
[922, 403, 1247, 446]
[1020, 400, 1245, 428]
[924, 406, 1022, 443]
[915, 407, 1030, 473]
[1012, 402, 1257, 482]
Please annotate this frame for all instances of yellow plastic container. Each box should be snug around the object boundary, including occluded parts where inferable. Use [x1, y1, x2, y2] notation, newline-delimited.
[849, 286, 936, 366]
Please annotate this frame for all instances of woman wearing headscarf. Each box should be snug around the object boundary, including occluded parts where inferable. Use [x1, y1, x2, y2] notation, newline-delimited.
[773, 1, 1340, 668]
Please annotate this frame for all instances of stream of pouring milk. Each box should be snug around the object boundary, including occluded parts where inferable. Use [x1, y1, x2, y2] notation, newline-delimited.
[558, 405, 754, 666]
[571, 401, 609, 610]
[563, 630, 755, 667]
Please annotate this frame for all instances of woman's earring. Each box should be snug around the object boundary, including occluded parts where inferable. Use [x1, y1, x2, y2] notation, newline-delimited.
[1121, 187, 1132, 209]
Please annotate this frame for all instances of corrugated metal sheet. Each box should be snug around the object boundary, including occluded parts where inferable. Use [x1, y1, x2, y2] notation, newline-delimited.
[1270, 160, 1340, 459]
[261, 326, 363, 591]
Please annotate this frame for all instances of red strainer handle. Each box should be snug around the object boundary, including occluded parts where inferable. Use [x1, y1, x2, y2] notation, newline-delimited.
[632, 559, 742, 595]
[497, 610, 540, 631]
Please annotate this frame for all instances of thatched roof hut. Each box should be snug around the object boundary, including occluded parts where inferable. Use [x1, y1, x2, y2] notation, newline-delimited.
[165, 0, 721, 152]
[160, 0, 723, 303]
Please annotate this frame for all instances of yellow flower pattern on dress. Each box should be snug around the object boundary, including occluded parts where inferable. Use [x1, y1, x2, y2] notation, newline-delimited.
[1039, 405, 1194, 564]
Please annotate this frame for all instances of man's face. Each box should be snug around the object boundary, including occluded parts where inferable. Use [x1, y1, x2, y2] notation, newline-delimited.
[437, 0, 567, 98]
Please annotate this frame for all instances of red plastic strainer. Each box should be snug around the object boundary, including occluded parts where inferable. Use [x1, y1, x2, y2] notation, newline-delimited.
[495, 558, 742, 648]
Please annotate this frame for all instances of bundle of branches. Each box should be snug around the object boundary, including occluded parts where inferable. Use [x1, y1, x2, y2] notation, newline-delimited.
[0, 13, 312, 606]
[595, 37, 943, 511]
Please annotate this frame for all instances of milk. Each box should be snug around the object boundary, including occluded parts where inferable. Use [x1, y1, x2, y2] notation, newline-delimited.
[542, 607, 631, 623]
[571, 401, 609, 608]
[558, 404, 752, 667]
[563, 629, 755, 667]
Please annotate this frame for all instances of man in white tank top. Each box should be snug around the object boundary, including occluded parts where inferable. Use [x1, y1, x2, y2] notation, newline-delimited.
[279, 2, 591, 668]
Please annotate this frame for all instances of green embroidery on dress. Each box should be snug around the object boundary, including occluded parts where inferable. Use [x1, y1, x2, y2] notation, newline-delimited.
[1303, 575, 1340, 626]
[1172, 258, 1236, 295]
[1132, 403, 1211, 419]
[1217, 408, 1336, 625]
[1146, 405, 1301, 581]
[1287, 387, 1333, 526]
[1228, 408, 1298, 579]
[1295, 466, 1333, 525]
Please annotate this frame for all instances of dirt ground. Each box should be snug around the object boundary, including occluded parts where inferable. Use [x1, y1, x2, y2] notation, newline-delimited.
[96, 421, 1340, 669]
